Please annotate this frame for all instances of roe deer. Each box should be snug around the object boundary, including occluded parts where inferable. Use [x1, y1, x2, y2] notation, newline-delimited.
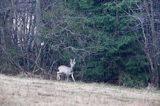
[57, 59, 76, 82]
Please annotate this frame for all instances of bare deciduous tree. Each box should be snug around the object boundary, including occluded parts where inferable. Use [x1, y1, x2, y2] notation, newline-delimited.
[126, 0, 160, 87]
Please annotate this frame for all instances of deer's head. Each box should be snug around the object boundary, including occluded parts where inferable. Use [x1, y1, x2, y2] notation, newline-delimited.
[70, 59, 76, 68]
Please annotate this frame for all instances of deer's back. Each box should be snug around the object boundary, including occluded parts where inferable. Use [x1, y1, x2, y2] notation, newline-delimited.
[58, 65, 71, 73]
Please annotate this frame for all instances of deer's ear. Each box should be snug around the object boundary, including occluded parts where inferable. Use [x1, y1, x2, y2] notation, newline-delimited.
[70, 59, 72, 63]
[73, 58, 75, 62]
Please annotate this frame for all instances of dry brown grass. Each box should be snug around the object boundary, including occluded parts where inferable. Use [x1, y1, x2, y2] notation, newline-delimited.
[0, 74, 160, 106]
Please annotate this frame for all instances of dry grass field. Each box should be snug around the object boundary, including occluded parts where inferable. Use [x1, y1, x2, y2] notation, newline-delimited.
[0, 74, 160, 106]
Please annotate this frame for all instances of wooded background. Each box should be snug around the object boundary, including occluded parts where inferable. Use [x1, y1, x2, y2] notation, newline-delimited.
[0, 0, 160, 88]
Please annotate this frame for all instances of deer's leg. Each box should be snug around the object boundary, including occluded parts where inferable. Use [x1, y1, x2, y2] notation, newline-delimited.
[66, 75, 69, 82]
[71, 73, 75, 82]
[57, 73, 59, 80]
[57, 72, 60, 80]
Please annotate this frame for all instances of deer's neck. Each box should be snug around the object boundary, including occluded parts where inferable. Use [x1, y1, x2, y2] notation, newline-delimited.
[70, 65, 74, 70]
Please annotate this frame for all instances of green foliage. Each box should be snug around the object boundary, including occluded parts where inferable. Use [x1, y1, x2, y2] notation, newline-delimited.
[82, 61, 106, 82]
[40, 0, 150, 87]
[78, 0, 94, 9]
[0, 0, 154, 88]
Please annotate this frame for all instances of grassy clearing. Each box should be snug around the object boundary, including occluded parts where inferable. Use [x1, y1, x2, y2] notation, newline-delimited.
[0, 74, 160, 106]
